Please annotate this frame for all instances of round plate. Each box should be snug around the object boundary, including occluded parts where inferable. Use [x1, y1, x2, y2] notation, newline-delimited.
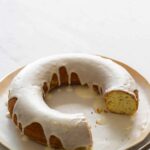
[0, 58, 150, 150]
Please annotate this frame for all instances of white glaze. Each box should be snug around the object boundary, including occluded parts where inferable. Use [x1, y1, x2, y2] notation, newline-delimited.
[6, 112, 10, 118]
[8, 54, 137, 150]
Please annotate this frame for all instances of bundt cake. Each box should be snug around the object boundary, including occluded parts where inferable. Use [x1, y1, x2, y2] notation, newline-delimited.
[8, 54, 138, 150]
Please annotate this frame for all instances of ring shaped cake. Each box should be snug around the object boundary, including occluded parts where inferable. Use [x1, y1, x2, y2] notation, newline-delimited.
[8, 54, 138, 150]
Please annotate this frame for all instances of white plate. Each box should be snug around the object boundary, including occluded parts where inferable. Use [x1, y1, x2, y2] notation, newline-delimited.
[0, 58, 150, 150]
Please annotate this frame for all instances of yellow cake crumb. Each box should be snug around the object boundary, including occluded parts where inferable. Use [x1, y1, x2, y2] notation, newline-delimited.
[96, 108, 103, 113]
[96, 118, 106, 125]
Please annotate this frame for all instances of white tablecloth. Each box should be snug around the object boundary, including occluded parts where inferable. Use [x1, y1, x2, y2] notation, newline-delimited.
[0, 0, 150, 82]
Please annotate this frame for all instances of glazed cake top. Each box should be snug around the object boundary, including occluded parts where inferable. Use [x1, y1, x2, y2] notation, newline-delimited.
[9, 54, 136, 150]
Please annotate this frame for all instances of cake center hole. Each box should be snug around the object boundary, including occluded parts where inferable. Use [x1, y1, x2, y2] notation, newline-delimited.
[45, 85, 105, 115]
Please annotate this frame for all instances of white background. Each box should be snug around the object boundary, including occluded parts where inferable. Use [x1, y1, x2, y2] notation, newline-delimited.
[0, 0, 150, 82]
